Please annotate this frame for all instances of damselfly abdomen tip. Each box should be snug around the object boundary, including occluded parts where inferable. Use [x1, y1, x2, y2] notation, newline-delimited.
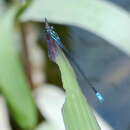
[96, 92, 104, 103]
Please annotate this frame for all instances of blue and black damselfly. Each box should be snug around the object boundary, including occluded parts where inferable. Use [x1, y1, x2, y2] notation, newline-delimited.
[44, 18, 104, 102]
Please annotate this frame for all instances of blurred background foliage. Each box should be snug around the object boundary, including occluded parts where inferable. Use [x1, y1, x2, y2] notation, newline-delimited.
[0, 0, 130, 130]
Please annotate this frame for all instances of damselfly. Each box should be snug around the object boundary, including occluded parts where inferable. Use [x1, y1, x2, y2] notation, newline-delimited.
[44, 18, 104, 102]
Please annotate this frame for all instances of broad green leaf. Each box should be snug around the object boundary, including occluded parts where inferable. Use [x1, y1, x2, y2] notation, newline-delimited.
[21, 0, 130, 55]
[55, 47, 100, 130]
[0, 6, 38, 129]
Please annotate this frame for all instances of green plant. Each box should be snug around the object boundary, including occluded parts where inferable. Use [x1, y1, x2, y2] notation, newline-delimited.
[0, 0, 130, 130]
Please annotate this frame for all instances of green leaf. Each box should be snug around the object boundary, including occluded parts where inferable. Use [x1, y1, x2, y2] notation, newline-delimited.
[55, 47, 100, 130]
[0, 6, 38, 129]
[21, 0, 130, 55]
